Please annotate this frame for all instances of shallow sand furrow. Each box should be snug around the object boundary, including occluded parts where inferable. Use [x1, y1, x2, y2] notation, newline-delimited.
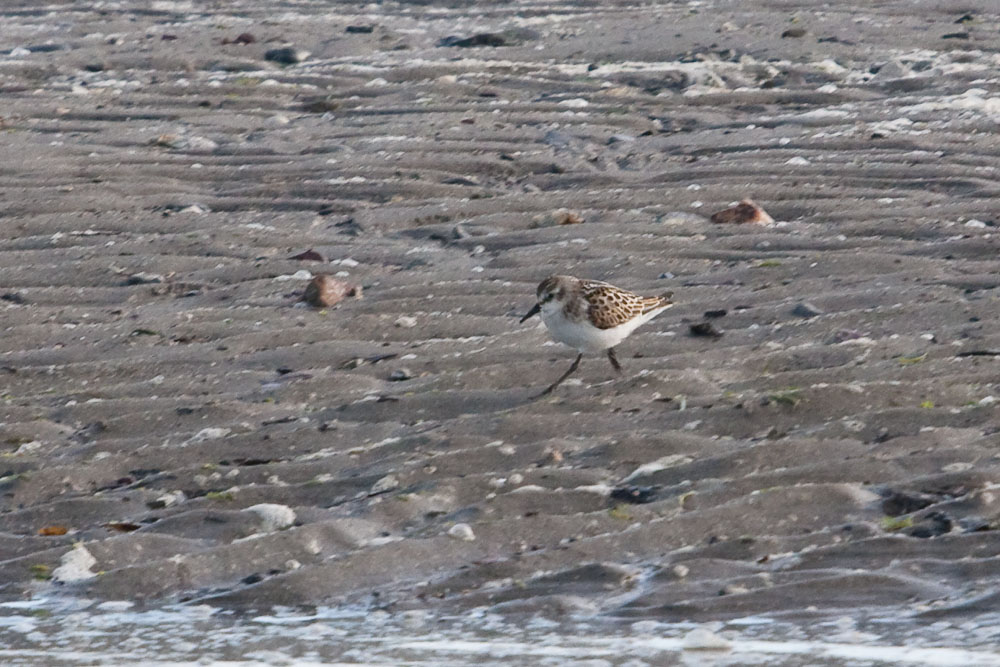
[3, 0, 1000, 643]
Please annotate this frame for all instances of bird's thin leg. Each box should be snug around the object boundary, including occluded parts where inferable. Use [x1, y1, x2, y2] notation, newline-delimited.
[535, 353, 583, 397]
[607, 347, 622, 373]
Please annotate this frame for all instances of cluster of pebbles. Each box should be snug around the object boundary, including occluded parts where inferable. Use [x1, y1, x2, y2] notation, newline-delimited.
[2, 0, 1000, 640]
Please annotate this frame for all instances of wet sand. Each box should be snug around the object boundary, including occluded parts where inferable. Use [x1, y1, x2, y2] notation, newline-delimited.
[3, 0, 1000, 640]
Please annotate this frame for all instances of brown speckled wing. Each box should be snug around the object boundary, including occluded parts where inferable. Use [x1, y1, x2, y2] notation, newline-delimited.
[582, 281, 672, 330]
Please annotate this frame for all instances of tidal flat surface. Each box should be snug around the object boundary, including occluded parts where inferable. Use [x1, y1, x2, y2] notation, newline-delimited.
[3, 0, 1000, 662]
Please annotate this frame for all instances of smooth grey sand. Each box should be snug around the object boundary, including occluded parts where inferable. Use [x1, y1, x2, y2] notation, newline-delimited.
[3, 0, 1000, 649]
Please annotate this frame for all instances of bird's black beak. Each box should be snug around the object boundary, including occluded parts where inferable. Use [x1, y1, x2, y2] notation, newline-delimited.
[519, 302, 541, 323]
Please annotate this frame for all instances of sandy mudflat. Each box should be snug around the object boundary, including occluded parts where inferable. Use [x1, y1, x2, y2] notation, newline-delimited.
[3, 0, 1000, 641]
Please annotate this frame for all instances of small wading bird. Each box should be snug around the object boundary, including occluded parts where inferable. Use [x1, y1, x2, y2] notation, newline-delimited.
[520, 275, 673, 397]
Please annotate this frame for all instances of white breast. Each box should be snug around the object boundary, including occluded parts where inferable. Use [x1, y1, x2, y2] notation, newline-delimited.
[539, 303, 670, 353]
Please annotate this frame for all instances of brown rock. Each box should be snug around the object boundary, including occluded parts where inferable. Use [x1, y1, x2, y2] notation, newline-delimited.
[303, 275, 361, 307]
[223, 32, 255, 45]
[710, 198, 774, 225]
[530, 208, 585, 228]
[290, 249, 325, 262]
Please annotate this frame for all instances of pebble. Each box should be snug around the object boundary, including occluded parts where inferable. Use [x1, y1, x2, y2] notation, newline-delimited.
[265, 47, 310, 65]
[388, 368, 413, 381]
[186, 136, 219, 153]
[395, 315, 417, 328]
[148, 490, 186, 509]
[52, 544, 98, 583]
[266, 114, 290, 127]
[791, 302, 823, 318]
[710, 198, 774, 225]
[126, 272, 165, 285]
[244, 503, 296, 532]
[681, 627, 732, 651]
[371, 474, 399, 494]
[689, 321, 723, 338]
[303, 275, 361, 307]
[530, 209, 584, 228]
[439, 34, 501, 47]
[447, 523, 476, 541]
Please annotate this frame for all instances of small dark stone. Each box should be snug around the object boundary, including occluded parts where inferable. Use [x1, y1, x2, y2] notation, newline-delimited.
[439, 33, 507, 48]
[781, 28, 807, 38]
[72, 421, 106, 444]
[1, 292, 26, 304]
[161, 34, 178, 41]
[345, 25, 375, 34]
[333, 217, 363, 235]
[84, 63, 105, 72]
[265, 47, 310, 65]
[442, 176, 479, 186]
[906, 512, 952, 538]
[241, 573, 264, 585]
[791, 302, 823, 318]
[881, 490, 935, 517]
[438, 29, 538, 48]
[959, 517, 992, 533]
[299, 97, 339, 113]
[289, 249, 325, 262]
[689, 321, 723, 338]
[610, 485, 658, 504]
[388, 368, 413, 381]
[955, 13, 974, 24]
[125, 272, 165, 285]
[28, 44, 66, 53]
[234, 32, 256, 44]
[941, 32, 970, 40]
[704, 309, 727, 319]
[870, 428, 892, 444]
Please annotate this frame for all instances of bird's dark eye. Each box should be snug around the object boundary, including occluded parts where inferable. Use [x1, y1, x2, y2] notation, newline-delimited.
[542, 293, 554, 303]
